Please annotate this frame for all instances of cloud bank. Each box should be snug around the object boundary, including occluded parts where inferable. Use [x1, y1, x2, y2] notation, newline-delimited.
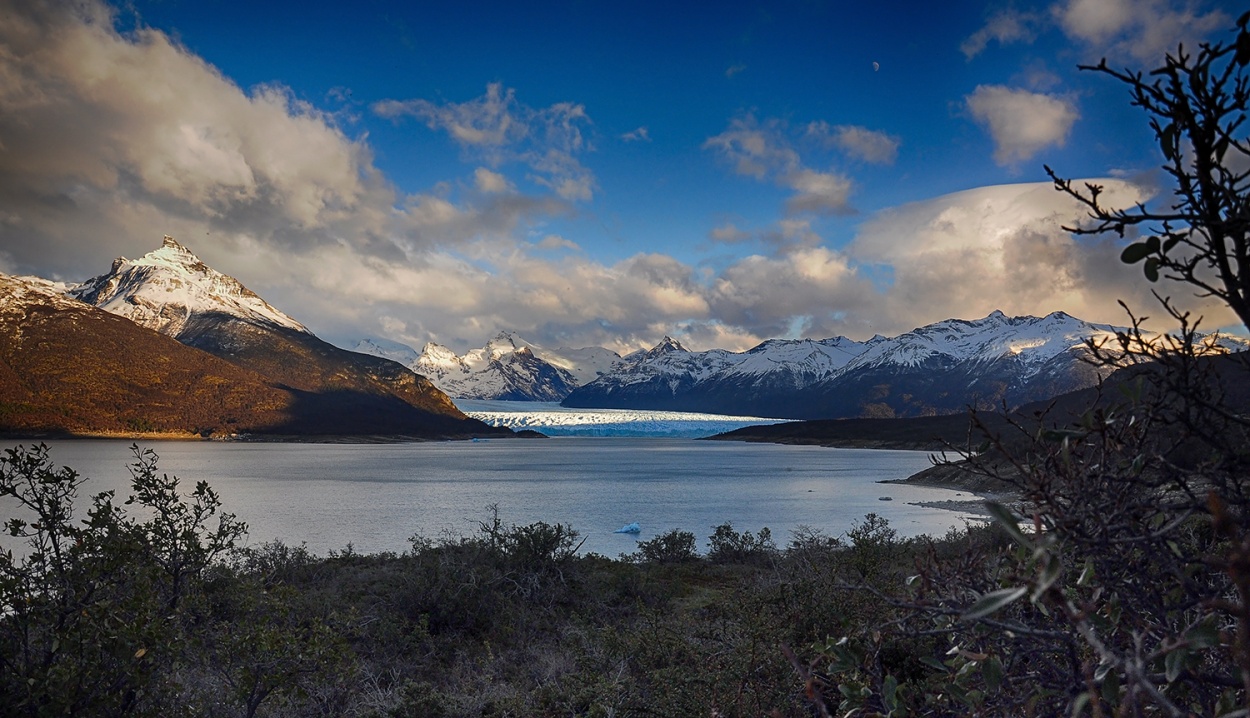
[0, 0, 1234, 359]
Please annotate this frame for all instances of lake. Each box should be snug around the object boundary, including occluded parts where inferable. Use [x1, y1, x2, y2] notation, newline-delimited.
[1, 437, 981, 557]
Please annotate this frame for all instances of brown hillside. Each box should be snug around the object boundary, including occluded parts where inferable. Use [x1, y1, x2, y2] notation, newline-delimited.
[0, 277, 294, 436]
[0, 276, 509, 439]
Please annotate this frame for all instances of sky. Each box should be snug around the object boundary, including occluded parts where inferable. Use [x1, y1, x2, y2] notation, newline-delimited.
[0, 0, 1243, 354]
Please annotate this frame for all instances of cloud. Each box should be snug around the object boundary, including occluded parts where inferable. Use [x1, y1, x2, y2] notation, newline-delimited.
[703, 115, 800, 179]
[374, 82, 596, 201]
[806, 122, 900, 165]
[965, 85, 1079, 166]
[961, 10, 1040, 59]
[704, 115, 855, 215]
[845, 178, 1237, 331]
[782, 170, 854, 216]
[4, 0, 1235, 358]
[725, 63, 747, 78]
[709, 223, 753, 244]
[473, 168, 513, 194]
[1053, 0, 1228, 62]
[0, 0, 430, 277]
[535, 234, 579, 251]
[0, 0, 572, 304]
[620, 126, 650, 142]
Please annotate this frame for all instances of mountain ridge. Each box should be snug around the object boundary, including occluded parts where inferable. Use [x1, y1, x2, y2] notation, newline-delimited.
[8, 238, 509, 439]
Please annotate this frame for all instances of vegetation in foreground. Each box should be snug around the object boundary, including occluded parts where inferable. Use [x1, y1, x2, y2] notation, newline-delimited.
[0, 441, 982, 717]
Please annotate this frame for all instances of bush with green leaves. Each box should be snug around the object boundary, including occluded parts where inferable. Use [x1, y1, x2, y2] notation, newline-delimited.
[628, 528, 698, 564]
[0, 444, 355, 718]
[707, 521, 776, 564]
[794, 16, 1250, 716]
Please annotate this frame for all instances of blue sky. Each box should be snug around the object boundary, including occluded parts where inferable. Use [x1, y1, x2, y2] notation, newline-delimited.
[0, 0, 1242, 352]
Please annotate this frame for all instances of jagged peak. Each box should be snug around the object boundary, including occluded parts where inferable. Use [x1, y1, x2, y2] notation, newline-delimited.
[650, 336, 687, 353]
[71, 236, 307, 336]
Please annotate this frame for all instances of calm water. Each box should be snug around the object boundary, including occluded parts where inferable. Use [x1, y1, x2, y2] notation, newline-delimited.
[2, 438, 979, 557]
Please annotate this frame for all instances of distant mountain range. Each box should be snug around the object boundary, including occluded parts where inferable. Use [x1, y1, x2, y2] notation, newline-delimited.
[0, 237, 508, 439]
[8, 236, 1246, 435]
[355, 331, 620, 402]
[563, 311, 1132, 419]
[359, 310, 1247, 421]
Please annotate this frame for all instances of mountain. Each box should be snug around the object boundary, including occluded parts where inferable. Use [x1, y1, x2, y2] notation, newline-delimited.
[354, 331, 622, 401]
[63, 237, 506, 438]
[562, 310, 1245, 420]
[0, 272, 298, 436]
[71, 236, 308, 338]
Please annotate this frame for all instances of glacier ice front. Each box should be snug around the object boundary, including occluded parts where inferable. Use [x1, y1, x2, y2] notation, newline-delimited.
[455, 400, 791, 438]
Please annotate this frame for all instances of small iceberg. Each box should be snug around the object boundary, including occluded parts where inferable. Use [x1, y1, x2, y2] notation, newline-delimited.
[613, 522, 641, 534]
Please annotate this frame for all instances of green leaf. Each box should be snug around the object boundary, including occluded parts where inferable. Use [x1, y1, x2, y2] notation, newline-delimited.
[962, 586, 1027, 621]
[1144, 257, 1160, 282]
[982, 656, 1004, 692]
[1121, 241, 1153, 264]
[1101, 667, 1120, 704]
[1165, 647, 1187, 682]
[1071, 691, 1092, 717]
[984, 501, 1028, 545]
[883, 674, 899, 710]
[1185, 617, 1221, 649]
[1077, 559, 1096, 587]
[920, 655, 949, 673]
[1032, 557, 1062, 602]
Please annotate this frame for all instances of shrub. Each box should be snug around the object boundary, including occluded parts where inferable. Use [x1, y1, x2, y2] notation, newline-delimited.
[630, 528, 698, 563]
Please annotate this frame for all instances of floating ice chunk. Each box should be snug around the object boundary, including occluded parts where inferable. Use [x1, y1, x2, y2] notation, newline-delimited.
[614, 522, 641, 534]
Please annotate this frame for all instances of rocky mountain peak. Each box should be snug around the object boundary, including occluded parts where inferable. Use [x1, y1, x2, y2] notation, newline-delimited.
[71, 236, 307, 338]
[649, 336, 687, 354]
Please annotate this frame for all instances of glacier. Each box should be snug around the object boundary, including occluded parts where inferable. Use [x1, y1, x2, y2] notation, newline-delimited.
[456, 400, 791, 438]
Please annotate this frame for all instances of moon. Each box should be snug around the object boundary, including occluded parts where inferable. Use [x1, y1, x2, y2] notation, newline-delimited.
[873, 61, 880, 72]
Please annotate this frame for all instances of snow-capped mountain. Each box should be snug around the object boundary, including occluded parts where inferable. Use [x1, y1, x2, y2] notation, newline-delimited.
[65, 237, 501, 436]
[71, 236, 307, 339]
[354, 331, 622, 401]
[560, 333, 873, 413]
[562, 310, 1245, 420]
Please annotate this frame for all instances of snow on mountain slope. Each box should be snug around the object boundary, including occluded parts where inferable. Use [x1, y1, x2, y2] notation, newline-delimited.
[70, 236, 307, 337]
[352, 337, 421, 367]
[0, 274, 86, 314]
[715, 336, 869, 388]
[561, 310, 1153, 417]
[606, 336, 742, 385]
[350, 331, 622, 401]
[538, 345, 622, 385]
[844, 310, 1119, 372]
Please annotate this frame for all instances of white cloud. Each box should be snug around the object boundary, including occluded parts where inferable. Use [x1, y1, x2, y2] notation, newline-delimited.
[473, 168, 513, 194]
[709, 223, 752, 244]
[725, 63, 747, 78]
[4, 0, 1235, 358]
[807, 122, 900, 165]
[374, 83, 596, 202]
[782, 169, 854, 216]
[1054, 0, 1135, 42]
[845, 179, 1236, 330]
[705, 115, 855, 215]
[961, 10, 1040, 59]
[620, 126, 650, 142]
[535, 234, 579, 251]
[703, 115, 799, 179]
[1052, 0, 1228, 62]
[966, 85, 1079, 166]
